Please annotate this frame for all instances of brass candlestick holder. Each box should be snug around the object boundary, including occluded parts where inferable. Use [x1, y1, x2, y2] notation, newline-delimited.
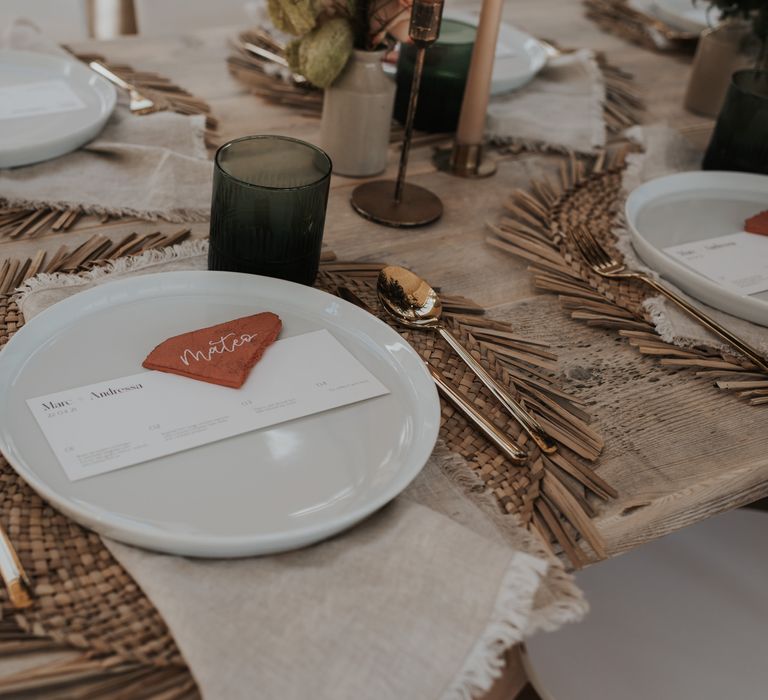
[433, 0, 502, 178]
[351, 0, 445, 228]
[433, 142, 497, 178]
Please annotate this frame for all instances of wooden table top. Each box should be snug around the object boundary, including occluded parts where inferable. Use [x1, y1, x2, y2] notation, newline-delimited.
[2, 1, 765, 695]
[6, 0, 756, 562]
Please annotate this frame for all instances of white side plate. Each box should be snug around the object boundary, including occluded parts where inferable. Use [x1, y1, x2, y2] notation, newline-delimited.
[0, 50, 116, 168]
[651, 0, 719, 33]
[0, 272, 441, 557]
[625, 171, 768, 327]
[444, 11, 548, 94]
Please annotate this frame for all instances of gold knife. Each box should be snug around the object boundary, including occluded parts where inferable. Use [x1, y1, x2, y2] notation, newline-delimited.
[0, 525, 32, 608]
[337, 286, 528, 464]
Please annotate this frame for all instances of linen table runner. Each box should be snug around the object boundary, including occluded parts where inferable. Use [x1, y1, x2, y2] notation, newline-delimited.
[15, 243, 587, 700]
[487, 49, 606, 153]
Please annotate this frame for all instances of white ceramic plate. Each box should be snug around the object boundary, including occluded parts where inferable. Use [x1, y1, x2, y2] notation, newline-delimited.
[444, 11, 548, 94]
[625, 171, 768, 326]
[0, 50, 116, 168]
[0, 272, 440, 557]
[383, 14, 548, 95]
[651, 0, 719, 33]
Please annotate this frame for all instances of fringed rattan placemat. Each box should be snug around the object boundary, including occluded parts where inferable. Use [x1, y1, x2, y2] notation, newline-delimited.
[486, 151, 768, 405]
[583, 0, 699, 53]
[583, 0, 699, 52]
[0, 229, 192, 296]
[0, 236, 613, 696]
[322, 272, 614, 564]
[69, 51, 219, 139]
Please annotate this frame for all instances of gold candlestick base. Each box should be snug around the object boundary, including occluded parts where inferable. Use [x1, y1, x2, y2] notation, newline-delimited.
[351, 180, 443, 228]
[433, 142, 497, 178]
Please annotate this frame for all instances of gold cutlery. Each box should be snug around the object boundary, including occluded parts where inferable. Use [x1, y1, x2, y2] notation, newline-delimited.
[427, 364, 528, 464]
[337, 286, 528, 464]
[571, 226, 768, 372]
[89, 61, 161, 115]
[242, 41, 289, 67]
[376, 266, 557, 454]
[239, 41, 308, 84]
[0, 525, 32, 609]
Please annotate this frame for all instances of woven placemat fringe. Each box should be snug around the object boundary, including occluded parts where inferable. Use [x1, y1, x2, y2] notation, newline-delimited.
[322, 274, 613, 567]
[13, 239, 209, 302]
[583, 0, 698, 51]
[486, 151, 768, 405]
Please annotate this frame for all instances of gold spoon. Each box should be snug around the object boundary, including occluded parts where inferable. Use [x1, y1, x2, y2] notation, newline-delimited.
[377, 266, 557, 454]
[337, 285, 527, 464]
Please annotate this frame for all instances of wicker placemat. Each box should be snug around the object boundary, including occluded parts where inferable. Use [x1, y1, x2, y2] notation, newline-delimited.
[0, 228, 192, 296]
[70, 51, 219, 138]
[487, 151, 768, 405]
[0, 236, 612, 696]
[583, 0, 699, 52]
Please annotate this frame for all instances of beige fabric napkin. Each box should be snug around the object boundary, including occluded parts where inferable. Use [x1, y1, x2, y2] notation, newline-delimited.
[16, 245, 587, 699]
[0, 20, 212, 222]
[487, 50, 606, 154]
[619, 124, 768, 354]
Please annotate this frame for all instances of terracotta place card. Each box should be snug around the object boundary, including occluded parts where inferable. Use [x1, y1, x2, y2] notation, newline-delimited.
[26, 330, 389, 481]
[142, 312, 282, 388]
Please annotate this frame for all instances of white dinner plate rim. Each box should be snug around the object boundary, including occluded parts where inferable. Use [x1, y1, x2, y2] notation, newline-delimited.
[443, 10, 548, 94]
[625, 170, 768, 327]
[0, 49, 116, 168]
[0, 271, 441, 556]
[651, 0, 716, 33]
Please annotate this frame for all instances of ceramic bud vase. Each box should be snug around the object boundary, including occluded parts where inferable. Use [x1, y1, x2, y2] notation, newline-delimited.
[684, 21, 755, 117]
[320, 49, 395, 177]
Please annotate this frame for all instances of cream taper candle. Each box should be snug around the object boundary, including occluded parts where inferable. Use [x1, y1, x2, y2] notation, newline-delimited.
[455, 0, 503, 145]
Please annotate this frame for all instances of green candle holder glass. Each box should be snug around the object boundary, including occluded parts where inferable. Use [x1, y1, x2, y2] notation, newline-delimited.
[702, 70, 768, 175]
[394, 19, 476, 134]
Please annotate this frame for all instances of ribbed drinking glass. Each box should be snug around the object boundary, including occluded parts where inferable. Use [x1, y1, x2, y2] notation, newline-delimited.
[209, 135, 332, 285]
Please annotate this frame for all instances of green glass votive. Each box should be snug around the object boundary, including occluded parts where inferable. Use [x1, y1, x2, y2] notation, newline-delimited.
[209, 135, 332, 286]
[702, 70, 768, 175]
[394, 19, 476, 133]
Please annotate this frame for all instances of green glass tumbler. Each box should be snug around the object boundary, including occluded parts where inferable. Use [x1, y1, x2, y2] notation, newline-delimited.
[209, 135, 332, 286]
[702, 70, 768, 175]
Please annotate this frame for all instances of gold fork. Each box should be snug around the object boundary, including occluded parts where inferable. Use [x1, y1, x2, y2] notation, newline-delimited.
[571, 226, 768, 373]
[89, 61, 161, 115]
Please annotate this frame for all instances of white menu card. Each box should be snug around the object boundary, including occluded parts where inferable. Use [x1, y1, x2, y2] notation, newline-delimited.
[0, 80, 87, 120]
[664, 232, 768, 297]
[27, 330, 389, 481]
